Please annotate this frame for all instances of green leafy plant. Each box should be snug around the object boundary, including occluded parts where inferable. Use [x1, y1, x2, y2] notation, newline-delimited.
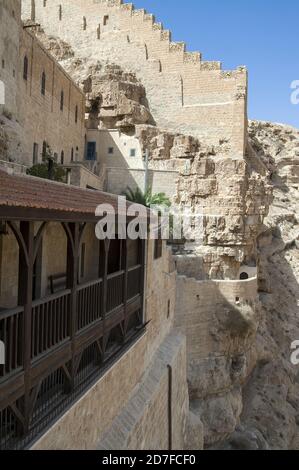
[123, 187, 171, 208]
[26, 143, 66, 182]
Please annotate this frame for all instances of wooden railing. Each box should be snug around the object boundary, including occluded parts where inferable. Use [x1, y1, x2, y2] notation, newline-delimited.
[0, 307, 24, 379]
[31, 290, 71, 359]
[127, 265, 142, 300]
[0, 266, 144, 449]
[0, 268, 143, 378]
[77, 279, 103, 330]
[107, 270, 125, 313]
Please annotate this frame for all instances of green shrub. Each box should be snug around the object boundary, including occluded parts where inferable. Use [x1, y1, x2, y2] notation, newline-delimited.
[26, 142, 66, 182]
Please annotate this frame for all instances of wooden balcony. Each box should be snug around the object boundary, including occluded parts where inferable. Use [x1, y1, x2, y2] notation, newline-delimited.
[0, 169, 148, 450]
[0, 264, 145, 450]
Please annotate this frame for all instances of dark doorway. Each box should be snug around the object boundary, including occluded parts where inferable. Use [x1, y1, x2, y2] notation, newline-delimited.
[86, 142, 96, 161]
[240, 272, 249, 280]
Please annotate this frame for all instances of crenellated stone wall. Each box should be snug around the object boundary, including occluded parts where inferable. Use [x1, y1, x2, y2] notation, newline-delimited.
[21, 0, 247, 157]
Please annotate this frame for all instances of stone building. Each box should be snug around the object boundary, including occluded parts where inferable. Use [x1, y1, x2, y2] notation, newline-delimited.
[0, 0, 192, 451]
[19, 26, 86, 168]
[22, 0, 248, 158]
[0, 168, 189, 450]
[0, 0, 284, 451]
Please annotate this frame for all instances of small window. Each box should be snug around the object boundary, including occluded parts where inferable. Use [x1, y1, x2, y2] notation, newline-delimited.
[75, 105, 78, 123]
[42, 141, 47, 158]
[23, 56, 29, 80]
[43, 0, 47, 7]
[97, 24, 101, 40]
[59, 5, 62, 21]
[71, 148, 74, 162]
[13, 69, 15, 78]
[60, 91, 64, 111]
[103, 15, 109, 26]
[130, 148, 136, 157]
[61, 150, 64, 165]
[154, 239, 163, 260]
[41, 72, 46, 95]
[33, 143, 39, 165]
[2, 60, 5, 69]
[83, 16, 87, 30]
[108, 147, 114, 155]
[167, 299, 171, 319]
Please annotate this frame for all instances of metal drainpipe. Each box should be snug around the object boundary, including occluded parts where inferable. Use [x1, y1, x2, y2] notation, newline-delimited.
[167, 364, 173, 451]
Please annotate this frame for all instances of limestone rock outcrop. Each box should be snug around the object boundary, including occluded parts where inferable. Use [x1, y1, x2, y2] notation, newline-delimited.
[29, 29, 153, 131]
[85, 64, 153, 130]
[228, 121, 299, 449]
[32, 26, 75, 61]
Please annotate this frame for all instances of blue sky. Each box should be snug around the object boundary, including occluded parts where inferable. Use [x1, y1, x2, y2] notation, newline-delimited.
[126, 0, 299, 128]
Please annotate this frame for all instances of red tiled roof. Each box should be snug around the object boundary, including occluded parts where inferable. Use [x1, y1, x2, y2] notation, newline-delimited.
[0, 169, 148, 222]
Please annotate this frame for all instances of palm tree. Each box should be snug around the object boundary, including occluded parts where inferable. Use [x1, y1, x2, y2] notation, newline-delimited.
[123, 187, 171, 208]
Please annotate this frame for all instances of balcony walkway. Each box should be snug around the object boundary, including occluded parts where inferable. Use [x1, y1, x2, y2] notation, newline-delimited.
[0, 169, 147, 449]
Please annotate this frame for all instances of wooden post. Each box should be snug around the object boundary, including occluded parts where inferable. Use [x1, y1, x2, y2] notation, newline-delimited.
[102, 239, 110, 355]
[66, 223, 79, 390]
[123, 238, 129, 337]
[140, 239, 146, 325]
[18, 221, 34, 433]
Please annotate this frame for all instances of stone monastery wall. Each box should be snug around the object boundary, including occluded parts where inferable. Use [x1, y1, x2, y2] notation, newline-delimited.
[19, 28, 86, 167]
[0, 0, 86, 167]
[22, 0, 248, 157]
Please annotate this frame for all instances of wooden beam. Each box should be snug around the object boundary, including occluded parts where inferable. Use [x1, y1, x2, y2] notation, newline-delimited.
[66, 223, 80, 391]
[102, 239, 110, 355]
[18, 221, 34, 432]
[123, 238, 129, 336]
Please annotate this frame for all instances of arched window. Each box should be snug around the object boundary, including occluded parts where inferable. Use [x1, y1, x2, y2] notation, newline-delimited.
[41, 72, 46, 95]
[59, 4, 62, 21]
[71, 148, 74, 162]
[23, 56, 28, 81]
[75, 105, 78, 123]
[60, 90, 64, 111]
[61, 150, 64, 165]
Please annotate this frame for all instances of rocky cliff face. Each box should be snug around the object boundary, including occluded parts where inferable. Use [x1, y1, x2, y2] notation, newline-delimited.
[219, 121, 299, 450]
